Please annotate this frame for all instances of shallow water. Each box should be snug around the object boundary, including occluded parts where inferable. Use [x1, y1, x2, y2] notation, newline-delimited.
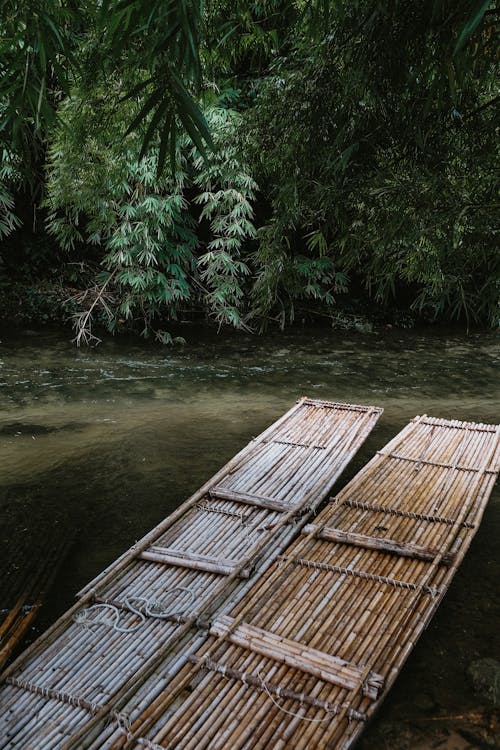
[0, 324, 499, 746]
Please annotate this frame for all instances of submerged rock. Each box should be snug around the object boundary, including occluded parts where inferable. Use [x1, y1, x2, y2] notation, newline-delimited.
[467, 658, 500, 706]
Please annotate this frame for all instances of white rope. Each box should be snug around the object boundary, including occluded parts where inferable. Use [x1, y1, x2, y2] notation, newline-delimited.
[75, 603, 145, 634]
[125, 586, 196, 619]
[256, 670, 332, 723]
[114, 712, 166, 750]
[75, 587, 196, 633]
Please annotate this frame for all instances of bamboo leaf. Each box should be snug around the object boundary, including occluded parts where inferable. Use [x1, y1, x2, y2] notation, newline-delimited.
[156, 113, 172, 174]
[121, 77, 155, 102]
[42, 13, 65, 50]
[454, 1, 491, 55]
[169, 71, 212, 151]
[139, 99, 170, 161]
[125, 87, 165, 136]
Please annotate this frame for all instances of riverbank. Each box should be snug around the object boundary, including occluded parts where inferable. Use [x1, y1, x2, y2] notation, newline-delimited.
[1, 273, 485, 345]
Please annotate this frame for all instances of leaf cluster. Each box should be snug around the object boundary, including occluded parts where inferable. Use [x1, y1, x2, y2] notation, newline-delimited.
[45, 85, 258, 339]
[243, 0, 499, 326]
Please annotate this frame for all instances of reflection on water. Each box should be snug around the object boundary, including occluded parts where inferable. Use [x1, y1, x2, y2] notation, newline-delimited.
[0, 325, 499, 746]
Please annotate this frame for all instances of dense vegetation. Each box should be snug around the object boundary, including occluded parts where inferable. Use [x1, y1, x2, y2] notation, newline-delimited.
[0, 1, 498, 342]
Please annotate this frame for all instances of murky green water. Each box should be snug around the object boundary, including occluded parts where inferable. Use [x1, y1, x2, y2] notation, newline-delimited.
[1, 325, 499, 747]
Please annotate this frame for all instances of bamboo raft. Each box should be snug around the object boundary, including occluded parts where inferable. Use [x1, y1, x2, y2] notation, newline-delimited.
[78, 414, 499, 750]
[0, 397, 382, 749]
[0, 529, 73, 672]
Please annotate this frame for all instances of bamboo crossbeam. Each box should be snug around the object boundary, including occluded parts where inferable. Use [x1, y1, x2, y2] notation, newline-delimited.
[376, 450, 497, 473]
[266, 439, 326, 449]
[279, 555, 441, 595]
[304, 524, 456, 565]
[301, 398, 374, 412]
[338, 499, 476, 528]
[208, 487, 290, 512]
[140, 547, 252, 578]
[188, 656, 367, 721]
[209, 616, 384, 700]
[418, 417, 497, 433]
[6, 677, 102, 715]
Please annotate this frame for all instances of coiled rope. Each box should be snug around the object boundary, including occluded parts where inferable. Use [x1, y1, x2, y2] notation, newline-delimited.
[74, 587, 195, 633]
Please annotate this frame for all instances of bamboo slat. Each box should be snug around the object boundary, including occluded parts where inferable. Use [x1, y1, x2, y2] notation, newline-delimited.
[208, 488, 290, 512]
[139, 547, 252, 578]
[0, 397, 382, 750]
[304, 524, 456, 565]
[108, 415, 499, 750]
[209, 616, 384, 699]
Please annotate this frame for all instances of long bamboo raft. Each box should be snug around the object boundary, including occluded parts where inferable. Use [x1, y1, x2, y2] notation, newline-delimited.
[0, 397, 382, 748]
[0, 527, 73, 672]
[85, 414, 500, 750]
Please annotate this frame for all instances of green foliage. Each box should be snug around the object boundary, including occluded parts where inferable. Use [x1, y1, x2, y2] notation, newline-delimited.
[0, 0, 210, 183]
[251, 228, 348, 329]
[355, 140, 500, 327]
[0, 151, 22, 239]
[244, 0, 499, 326]
[100, 0, 211, 171]
[191, 107, 257, 327]
[45, 84, 257, 341]
[0, 0, 498, 336]
[0, 0, 81, 176]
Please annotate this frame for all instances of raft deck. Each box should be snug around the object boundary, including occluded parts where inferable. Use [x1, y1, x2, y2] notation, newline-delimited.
[90, 414, 500, 750]
[0, 398, 382, 749]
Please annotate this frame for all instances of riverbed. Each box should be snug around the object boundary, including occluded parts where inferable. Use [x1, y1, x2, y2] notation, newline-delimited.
[1, 324, 498, 747]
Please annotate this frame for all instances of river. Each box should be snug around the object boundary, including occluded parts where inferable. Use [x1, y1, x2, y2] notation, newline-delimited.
[0, 325, 498, 748]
